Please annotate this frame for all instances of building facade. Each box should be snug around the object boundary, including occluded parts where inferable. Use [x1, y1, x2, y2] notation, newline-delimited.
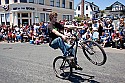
[105, 1, 125, 19]
[0, 0, 74, 26]
[74, 1, 99, 19]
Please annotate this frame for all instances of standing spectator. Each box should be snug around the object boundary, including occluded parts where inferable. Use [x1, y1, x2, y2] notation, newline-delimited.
[92, 20, 98, 30]
[20, 27, 24, 43]
[97, 19, 104, 40]
[118, 18, 125, 49]
[118, 18, 125, 33]
[7, 27, 12, 43]
[104, 20, 113, 36]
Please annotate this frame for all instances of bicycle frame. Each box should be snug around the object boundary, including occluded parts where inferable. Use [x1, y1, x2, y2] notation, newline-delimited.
[63, 34, 95, 57]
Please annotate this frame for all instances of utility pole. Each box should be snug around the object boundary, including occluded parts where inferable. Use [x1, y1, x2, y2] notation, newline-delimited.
[81, 0, 84, 17]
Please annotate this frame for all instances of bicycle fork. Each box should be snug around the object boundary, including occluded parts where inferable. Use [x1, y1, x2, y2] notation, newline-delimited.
[79, 42, 95, 55]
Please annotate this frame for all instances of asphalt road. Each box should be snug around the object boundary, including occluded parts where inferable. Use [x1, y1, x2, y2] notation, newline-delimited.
[0, 42, 125, 83]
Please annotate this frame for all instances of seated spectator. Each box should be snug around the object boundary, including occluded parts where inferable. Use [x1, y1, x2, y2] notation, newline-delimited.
[12, 32, 16, 42]
[112, 31, 120, 48]
[92, 28, 99, 42]
[100, 32, 110, 47]
[86, 34, 91, 40]
[15, 31, 21, 42]
[35, 37, 41, 45]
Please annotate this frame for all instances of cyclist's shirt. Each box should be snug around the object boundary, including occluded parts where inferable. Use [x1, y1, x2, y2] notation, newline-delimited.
[48, 22, 64, 42]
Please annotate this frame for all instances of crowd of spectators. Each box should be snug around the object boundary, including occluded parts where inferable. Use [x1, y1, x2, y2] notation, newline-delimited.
[0, 17, 125, 50]
[62, 17, 125, 50]
[0, 22, 49, 45]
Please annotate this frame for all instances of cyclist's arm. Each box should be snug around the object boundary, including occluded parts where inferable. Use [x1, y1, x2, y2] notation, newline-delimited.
[52, 29, 67, 40]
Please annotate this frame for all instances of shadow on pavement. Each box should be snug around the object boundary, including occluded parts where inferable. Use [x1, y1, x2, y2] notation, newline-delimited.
[67, 72, 100, 83]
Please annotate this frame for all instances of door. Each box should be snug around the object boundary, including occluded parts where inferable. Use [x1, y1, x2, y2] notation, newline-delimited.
[22, 19, 28, 26]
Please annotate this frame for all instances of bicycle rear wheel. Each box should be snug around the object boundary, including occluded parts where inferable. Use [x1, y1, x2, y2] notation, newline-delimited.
[53, 56, 72, 79]
[81, 40, 107, 66]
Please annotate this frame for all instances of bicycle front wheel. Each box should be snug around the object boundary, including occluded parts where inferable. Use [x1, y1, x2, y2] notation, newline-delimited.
[81, 40, 107, 66]
[53, 56, 72, 79]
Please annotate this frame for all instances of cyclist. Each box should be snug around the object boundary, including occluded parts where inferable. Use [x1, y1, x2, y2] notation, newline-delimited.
[48, 12, 82, 70]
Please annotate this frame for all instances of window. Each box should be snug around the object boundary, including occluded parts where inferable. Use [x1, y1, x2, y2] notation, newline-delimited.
[62, 0, 65, 8]
[18, 13, 20, 18]
[94, 7, 96, 10]
[56, 0, 60, 7]
[63, 15, 69, 21]
[39, 0, 44, 5]
[40, 13, 45, 22]
[69, 15, 72, 21]
[46, 13, 49, 22]
[74, 12, 76, 15]
[78, 14, 80, 17]
[14, 0, 17, 3]
[69, 2, 72, 9]
[63, 15, 66, 20]
[22, 13, 28, 17]
[5, 0, 9, 4]
[78, 6, 80, 10]
[18, 19, 20, 26]
[30, 13, 31, 17]
[86, 14, 88, 17]
[50, 0, 54, 6]
[115, 4, 119, 10]
[98, 8, 99, 11]
[29, 0, 34, 3]
[20, 0, 27, 3]
[1, 14, 5, 25]
[86, 5, 88, 10]
[5, 13, 10, 25]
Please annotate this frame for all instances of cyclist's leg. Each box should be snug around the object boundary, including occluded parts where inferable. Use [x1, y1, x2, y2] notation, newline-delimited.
[50, 37, 74, 55]
[50, 37, 80, 65]
[63, 43, 78, 63]
[50, 37, 67, 54]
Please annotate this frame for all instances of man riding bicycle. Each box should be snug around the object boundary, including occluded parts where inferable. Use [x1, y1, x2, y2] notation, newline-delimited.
[48, 12, 82, 70]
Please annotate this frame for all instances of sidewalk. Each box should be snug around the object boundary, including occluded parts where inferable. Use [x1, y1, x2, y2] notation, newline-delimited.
[104, 47, 125, 53]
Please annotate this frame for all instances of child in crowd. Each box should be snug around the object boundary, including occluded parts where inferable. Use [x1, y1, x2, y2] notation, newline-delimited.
[92, 28, 99, 42]
[100, 32, 110, 47]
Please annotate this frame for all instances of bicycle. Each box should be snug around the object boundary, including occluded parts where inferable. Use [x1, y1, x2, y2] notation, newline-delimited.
[53, 34, 107, 79]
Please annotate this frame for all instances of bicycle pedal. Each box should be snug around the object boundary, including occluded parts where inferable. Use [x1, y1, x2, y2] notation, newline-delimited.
[74, 65, 83, 70]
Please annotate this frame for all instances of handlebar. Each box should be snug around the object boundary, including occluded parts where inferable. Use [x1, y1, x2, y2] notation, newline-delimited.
[66, 33, 78, 41]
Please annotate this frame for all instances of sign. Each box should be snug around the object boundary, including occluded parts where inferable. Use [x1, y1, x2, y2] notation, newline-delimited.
[13, 7, 35, 10]
[43, 8, 52, 12]
[2, 5, 9, 11]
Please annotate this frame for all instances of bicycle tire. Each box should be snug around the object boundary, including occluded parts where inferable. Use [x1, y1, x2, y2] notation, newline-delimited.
[81, 40, 107, 66]
[53, 56, 72, 79]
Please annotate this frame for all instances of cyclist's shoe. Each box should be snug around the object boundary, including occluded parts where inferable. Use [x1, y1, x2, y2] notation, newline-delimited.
[75, 64, 83, 70]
